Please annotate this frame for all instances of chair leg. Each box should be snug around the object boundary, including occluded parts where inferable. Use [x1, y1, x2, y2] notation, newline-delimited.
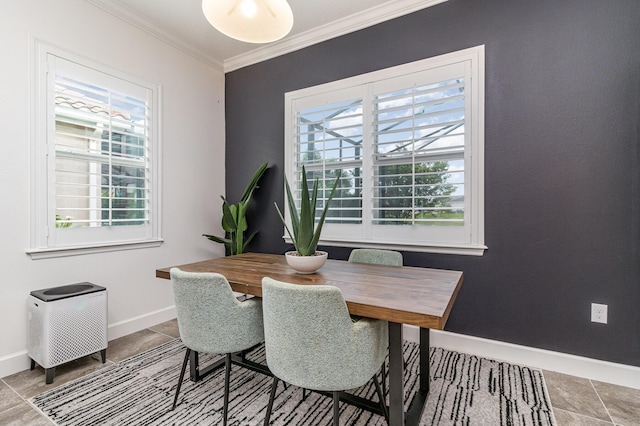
[172, 348, 191, 410]
[263, 376, 280, 426]
[381, 362, 387, 397]
[373, 375, 389, 423]
[333, 391, 340, 426]
[223, 353, 231, 426]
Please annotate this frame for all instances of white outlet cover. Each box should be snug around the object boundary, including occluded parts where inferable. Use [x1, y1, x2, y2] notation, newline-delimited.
[591, 303, 608, 324]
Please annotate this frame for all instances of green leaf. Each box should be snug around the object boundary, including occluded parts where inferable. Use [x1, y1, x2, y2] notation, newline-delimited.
[205, 163, 269, 255]
[236, 201, 248, 232]
[274, 202, 297, 251]
[202, 234, 232, 245]
[243, 231, 258, 251]
[283, 174, 300, 248]
[240, 162, 268, 203]
[297, 166, 314, 254]
[221, 198, 238, 232]
[275, 165, 342, 256]
[309, 170, 341, 253]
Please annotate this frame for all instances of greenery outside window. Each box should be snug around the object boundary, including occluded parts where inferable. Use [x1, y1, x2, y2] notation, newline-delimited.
[284, 46, 485, 255]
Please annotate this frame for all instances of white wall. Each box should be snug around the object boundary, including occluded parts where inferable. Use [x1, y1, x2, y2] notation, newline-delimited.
[0, 0, 225, 378]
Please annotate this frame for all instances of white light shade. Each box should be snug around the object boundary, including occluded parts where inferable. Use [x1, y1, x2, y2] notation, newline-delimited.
[202, 0, 294, 44]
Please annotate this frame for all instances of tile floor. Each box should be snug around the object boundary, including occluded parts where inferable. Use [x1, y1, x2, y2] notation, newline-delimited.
[1, 319, 638, 425]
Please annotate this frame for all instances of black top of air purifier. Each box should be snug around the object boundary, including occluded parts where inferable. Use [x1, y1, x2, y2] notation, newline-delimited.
[30, 282, 106, 302]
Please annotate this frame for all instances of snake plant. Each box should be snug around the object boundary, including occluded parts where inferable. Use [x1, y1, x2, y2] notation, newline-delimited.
[274, 165, 341, 256]
[203, 162, 268, 255]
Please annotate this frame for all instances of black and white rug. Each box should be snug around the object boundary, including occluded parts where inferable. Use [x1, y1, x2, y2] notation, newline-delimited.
[29, 339, 556, 425]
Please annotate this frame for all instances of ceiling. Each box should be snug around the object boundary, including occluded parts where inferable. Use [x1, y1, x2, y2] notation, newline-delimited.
[85, 0, 445, 71]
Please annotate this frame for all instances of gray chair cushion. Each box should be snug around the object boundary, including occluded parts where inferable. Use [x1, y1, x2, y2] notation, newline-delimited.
[262, 277, 387, 391]
[170, 268, 264, 354]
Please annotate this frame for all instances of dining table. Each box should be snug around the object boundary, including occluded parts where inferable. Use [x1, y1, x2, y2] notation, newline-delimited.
[156, 252, 463, 426]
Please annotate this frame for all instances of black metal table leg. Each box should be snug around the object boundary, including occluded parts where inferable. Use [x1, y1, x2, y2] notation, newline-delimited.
[420, 328, 430, 393]
[388, 322, 405, 426]
[403, 327, 431, 425]
[389, 324, 432, 426]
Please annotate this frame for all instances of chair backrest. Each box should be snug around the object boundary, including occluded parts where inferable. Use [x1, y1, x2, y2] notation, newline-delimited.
[348, 248, 403, 266]
[170, 268, 263, 354]
[261, 277, 387, 391]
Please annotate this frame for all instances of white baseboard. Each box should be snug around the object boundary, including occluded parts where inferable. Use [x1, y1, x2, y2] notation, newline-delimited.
[0, 350, 30, 380]
[0, 306, 177, 380]
[107, 306, 176, 340]
[403, 325, 640, 390]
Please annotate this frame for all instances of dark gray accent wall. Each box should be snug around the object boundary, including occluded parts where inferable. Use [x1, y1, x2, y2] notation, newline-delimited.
[225, 0, 640, 366]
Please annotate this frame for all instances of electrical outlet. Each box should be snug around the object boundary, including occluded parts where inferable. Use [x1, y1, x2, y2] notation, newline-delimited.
[591, 303, 608, 324]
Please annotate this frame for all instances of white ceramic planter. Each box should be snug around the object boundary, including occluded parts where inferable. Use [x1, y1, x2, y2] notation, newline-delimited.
[284, 251, 328, 274]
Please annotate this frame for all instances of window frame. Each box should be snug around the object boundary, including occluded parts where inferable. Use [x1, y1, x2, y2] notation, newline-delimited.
[28, 41, 163, 259]
[284, 46, 486, 255]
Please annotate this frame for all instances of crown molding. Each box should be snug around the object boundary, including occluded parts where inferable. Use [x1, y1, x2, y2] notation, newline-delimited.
[84, 0, 225, 72]
[224, 0, 448, 72]
[84, 0, 447, 74]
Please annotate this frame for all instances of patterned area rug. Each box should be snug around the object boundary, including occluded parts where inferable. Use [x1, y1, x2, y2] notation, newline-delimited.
[30, 339, 556, 425]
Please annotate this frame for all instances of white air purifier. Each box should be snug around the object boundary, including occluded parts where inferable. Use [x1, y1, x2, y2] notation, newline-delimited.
[27, 282, 108, 384]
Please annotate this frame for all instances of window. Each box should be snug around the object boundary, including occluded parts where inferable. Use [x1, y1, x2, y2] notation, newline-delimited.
[29, 42, 161, 258]
[284, 46, 485, 255]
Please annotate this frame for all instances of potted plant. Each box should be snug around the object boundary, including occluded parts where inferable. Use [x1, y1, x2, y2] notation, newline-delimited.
[203, 162, 268, 255]
[274, 165, 341, 273]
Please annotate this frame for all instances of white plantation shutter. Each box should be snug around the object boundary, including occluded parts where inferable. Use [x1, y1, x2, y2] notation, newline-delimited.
[284, 46, 485, 255]
[29, 44, 161, 257]
[293, 96, 364, 224]
[54, 73, 151, 229]
[372, 72, 466, 226]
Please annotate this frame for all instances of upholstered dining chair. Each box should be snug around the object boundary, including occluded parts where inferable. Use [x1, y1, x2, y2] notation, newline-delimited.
[169, 268, 264, 426]
[261, 277, 388, 426]
[348, 248, 403, 395]
[348, 248, 403, 267]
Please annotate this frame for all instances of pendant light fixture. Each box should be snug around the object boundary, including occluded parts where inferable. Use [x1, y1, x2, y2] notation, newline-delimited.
[202, 0, 294, 44]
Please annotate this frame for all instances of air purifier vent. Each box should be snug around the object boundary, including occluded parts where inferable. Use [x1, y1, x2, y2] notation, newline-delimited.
[46, 295, 107, 366]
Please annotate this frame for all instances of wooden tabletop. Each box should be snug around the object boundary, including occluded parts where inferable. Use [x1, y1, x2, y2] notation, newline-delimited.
[156, 252, 463, 329]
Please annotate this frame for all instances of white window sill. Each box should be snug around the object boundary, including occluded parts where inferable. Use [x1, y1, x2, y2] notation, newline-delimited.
[26, 239, 164, 259]
[283, 237, 487, 256]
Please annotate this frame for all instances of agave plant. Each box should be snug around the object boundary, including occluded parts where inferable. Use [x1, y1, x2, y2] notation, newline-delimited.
[203, 162, 268, 255]
[274, 166, 341, 256]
